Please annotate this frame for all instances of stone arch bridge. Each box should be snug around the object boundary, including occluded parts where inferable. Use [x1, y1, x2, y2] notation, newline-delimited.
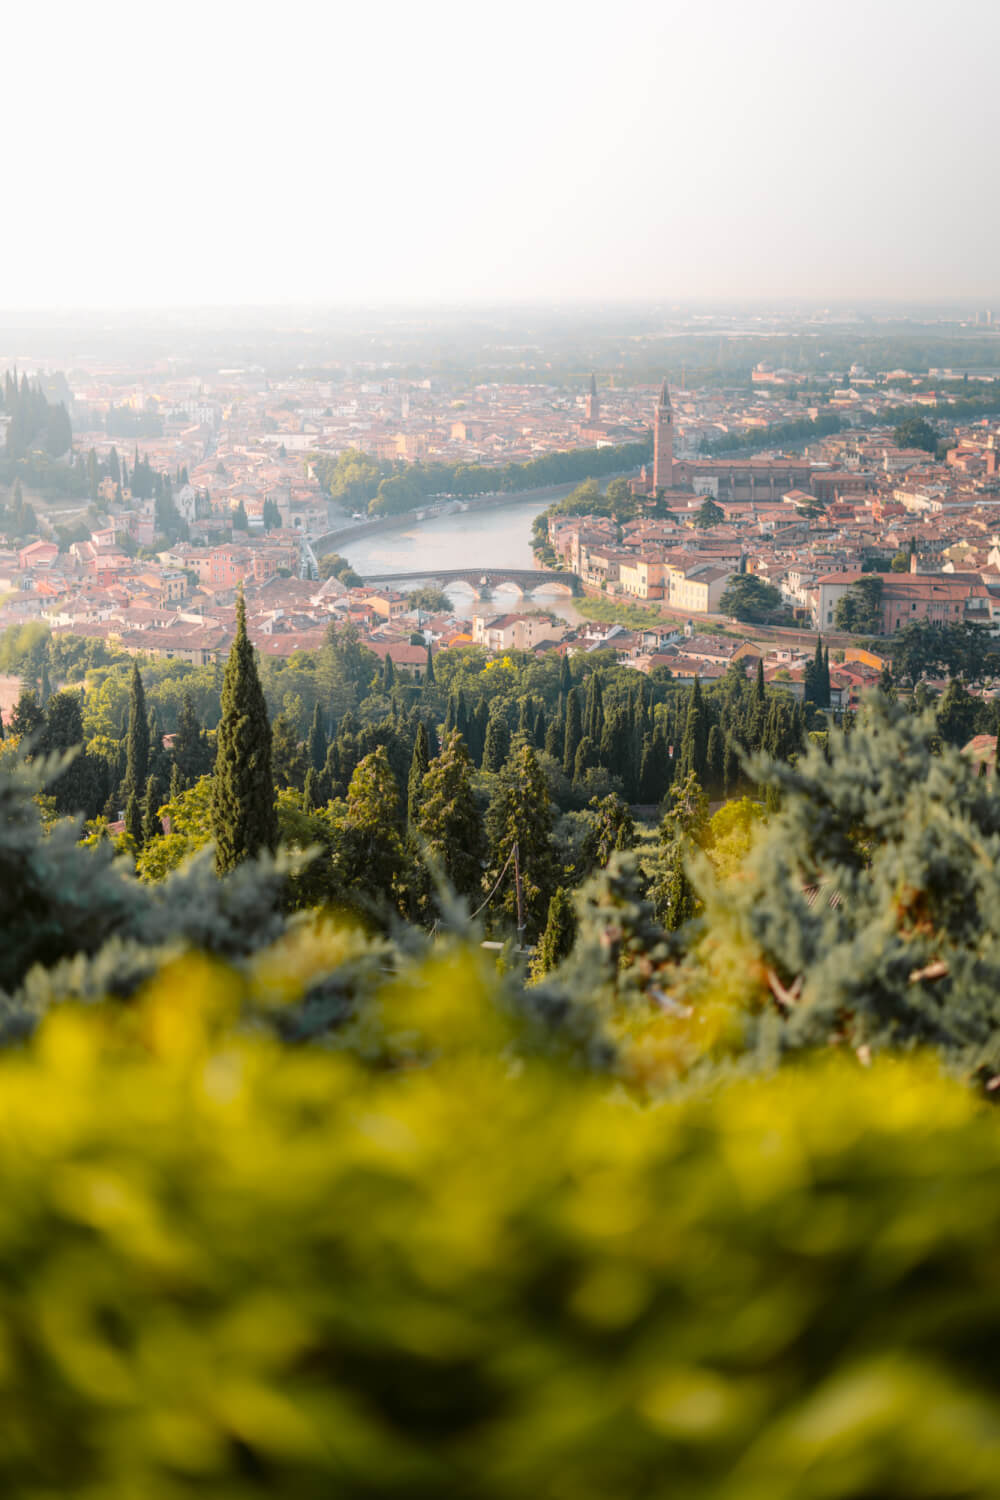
[360, 567, 581, 599]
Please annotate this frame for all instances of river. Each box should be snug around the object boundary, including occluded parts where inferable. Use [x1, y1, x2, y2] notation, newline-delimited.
[337, 497, 586, 624]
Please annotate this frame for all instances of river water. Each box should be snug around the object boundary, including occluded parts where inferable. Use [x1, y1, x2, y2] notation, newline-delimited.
[338, 497, 585, 624]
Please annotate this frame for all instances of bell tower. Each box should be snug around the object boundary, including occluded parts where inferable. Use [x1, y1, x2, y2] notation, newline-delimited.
[586, 372, 599, 425]
[653, 379, 673, 490]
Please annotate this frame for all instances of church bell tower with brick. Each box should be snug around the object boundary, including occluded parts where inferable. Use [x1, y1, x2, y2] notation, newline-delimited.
[653, 379, 673, 490]
[586, 372, 599, 424]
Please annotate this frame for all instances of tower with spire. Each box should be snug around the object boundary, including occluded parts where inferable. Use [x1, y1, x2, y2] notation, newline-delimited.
[652, 379, 673, 490]
[585, 372, 599, 425]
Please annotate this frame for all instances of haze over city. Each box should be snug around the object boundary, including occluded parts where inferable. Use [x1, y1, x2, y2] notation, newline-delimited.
[6, 0, 999, 310]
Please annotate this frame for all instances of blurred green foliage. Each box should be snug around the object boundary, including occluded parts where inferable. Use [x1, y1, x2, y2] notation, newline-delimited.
[0, 955, 997, 1497]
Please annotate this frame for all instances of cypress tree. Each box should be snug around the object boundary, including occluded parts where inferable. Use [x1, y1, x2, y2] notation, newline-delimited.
[562, 688, 583, 777]
[470, 698, 489, 765]
[529, 887, 577, 979]
[483, 744, 558, 937]
[424, 642, 435, 686]
[584, 671, 604, 742]
[533, 705, 547, 750]
[382, 653, 396, 692]
[407, 721, 430, 823]
[124, 789, 143, 849]
[638, 737, 660, 805]
[573, 735, 597, 785]
[211, 592, 278, 874]
[169, 761, 184, 800]
[705, 724, 724, 797]
[809, 636, 824, 706]
[141, 774, 163, 844]
[544, 714, 564, 762]
[303, 766, 321, 812]
[123, 662, 149, 801]
[173, 692, 211, 784]
[415, 729, 485, 900]
[455, 688, 469, 746]
[677, 677, 709, 783]
[307, 701, 327, 772]
[10, 688, 42, 742]
[482, 712, 511, 773]
[559, 653, 572, 694]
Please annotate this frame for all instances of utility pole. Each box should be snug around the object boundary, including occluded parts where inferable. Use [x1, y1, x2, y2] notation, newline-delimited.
[513, 840, 526, 951]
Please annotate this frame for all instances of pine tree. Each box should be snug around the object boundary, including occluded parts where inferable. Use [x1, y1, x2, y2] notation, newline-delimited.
[529, 886, 577, 979]
[581, 793, 635, 872]
[211, 592, 278, 874]
[653, 771, 708, 930]
[415, 730, 485, 900]
[123, 662, 149, 801]
[10, 688, 43, 742]
[341, 747, 407, 911]
[484, 744, 558, 937]
[407, 721, 430, 824]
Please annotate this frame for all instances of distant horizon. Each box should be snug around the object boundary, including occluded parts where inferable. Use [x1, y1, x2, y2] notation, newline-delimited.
[5, 0, 999, 313]
[0, 296, 998, 325]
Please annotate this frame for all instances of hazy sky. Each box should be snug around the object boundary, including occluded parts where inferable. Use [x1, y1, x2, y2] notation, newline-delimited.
[5, 0, 998, 309]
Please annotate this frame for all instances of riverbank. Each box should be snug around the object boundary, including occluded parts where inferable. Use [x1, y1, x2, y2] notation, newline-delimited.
[311, 472, 640, 558]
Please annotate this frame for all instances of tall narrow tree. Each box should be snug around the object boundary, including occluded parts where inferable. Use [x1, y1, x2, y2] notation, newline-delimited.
[407, 721, 431, 824]
[211, 592, 278, 873]
[123, 662, 149, 801]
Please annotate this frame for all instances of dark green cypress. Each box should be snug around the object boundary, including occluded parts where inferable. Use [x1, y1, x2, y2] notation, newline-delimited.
[533, 705, 547, 750]
[125, 789, 143, 849]
[407, 721, 430, 823]
[562, 688, 583, 778]
[483, 712, 511, 773]
[583, 671, 604, 742]
[141, 774, 163, 844]
[307, 701, 327, 772]
[123, 662, 149, 801]
[424, 643, 435, 686]
[211, 592, 278, 874]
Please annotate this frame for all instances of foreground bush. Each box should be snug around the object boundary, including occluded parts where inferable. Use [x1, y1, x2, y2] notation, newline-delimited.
[0, 949, 998, 1497]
